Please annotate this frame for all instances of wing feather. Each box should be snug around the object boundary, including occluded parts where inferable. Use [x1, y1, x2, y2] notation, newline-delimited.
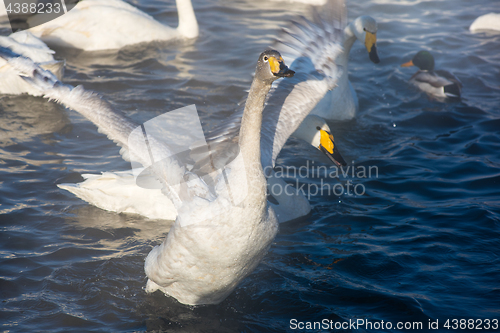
[263, 0, 346, 173]
[0, 47, 211, 208]
[204, 0, 345, 176]
[411, 71, 452, 88]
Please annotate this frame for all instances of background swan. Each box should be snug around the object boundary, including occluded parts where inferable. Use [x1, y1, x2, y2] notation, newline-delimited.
[27, 0, 198, 51]
[314, 15, 379, 121]
[280, 13, 380, 122]
[0, 31, 63, 95]
[469, 13, 500, 33]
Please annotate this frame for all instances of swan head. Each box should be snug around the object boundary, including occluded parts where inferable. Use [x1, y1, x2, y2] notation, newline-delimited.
[352, 16, 380, 64]
[401, 50, 435, 71]
[256, 50, 295, 83]
[316, 127, 346, 167]
[295, 115, 347, 167]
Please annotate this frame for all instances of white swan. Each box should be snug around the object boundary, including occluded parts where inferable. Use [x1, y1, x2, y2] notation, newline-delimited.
[0, 8, 343, 302]
[0, 31, 63, 95]
[281, 14, 380, 121]
[0, 48, 291, 304]
[27, 0, 198, 51]
[276, 13, 379, 178]
[469, 13, 500, 33]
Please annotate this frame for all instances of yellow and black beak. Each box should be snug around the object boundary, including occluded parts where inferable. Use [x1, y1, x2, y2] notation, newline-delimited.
[365, 31, 380, 64]
[268, 56, 295, 78]
[317, 127, 347, 167]
[400, 59, 414, 67]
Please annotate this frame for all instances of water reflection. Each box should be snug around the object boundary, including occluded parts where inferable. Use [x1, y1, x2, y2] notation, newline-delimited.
[0, 95, 69, 147]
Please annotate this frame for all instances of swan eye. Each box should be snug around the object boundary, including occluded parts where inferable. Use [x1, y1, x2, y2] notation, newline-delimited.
[264, 56, 268, 61]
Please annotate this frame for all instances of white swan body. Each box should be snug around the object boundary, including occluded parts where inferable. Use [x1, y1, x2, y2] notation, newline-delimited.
[0, 31, 63, 95]
[144, 61, 284, 302]
[470, 13, 500, 33]
[28, 0, 198, 51]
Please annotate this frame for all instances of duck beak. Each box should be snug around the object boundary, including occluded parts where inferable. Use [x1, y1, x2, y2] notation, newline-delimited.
[365, 31, 380, 64]
[318, 129, 347, 167]
[400, 59, 414, 67]
[269, 56, 295, 78]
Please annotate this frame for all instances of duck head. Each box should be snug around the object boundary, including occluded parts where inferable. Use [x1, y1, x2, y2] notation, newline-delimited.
[401, 50, 435, 71]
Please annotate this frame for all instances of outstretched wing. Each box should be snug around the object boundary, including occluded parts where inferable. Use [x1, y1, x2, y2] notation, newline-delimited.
[262, 0, 346, 174]
[206, 0, 346, 176]
[0, 47, 208, 209]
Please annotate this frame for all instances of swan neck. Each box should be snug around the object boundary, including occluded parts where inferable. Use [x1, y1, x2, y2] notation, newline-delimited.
[176, 0, 199, 38]
[239, 77, 272, 191]
[341, 23, 357, 65]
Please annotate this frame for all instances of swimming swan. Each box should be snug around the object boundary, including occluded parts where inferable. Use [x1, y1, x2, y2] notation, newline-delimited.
[27, 0, 198, 51]
[283, 14, 380, 121]
[276, 11, 379, 176]
[401, 50, 462, 101]
[0, 31, 63, 95]
[469, 13, 500, 33]
[1, 47, 292, 304]
[0, 38, 344, 304]
[315, 15, 380, 121]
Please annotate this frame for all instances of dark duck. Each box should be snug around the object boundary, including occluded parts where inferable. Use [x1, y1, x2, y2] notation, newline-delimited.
[401, 50, 462, 101]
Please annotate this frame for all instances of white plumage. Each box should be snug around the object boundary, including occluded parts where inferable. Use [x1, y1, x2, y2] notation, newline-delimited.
[470, 13, 500, 33]
[27, 0, 198, 51]
[0, 31, 63, 95]
[280, 14, 380, 122]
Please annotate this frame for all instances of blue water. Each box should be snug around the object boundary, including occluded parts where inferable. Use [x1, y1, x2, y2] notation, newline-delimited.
[1, 0, 500, 332]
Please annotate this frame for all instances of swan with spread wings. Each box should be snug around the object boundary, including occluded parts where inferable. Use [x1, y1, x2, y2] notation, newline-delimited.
[0, 0, 346, 305]
[51, 0, 347, 223]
